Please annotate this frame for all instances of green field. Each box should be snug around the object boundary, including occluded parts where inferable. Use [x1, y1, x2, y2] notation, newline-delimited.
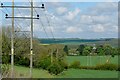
[7, 56, 118, 78]
[66, 56, 118, 66]
[13, 65, 118, 78]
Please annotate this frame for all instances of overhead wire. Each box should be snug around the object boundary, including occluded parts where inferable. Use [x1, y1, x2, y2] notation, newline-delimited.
[0, 1, 30, 39]
[27, 0, 49, 39]
[42, 4, 55, 40]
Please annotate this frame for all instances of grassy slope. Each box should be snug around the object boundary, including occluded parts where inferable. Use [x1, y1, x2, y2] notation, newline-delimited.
[13, 65, 118, 78]
[57, 69, 118, 78]
[12, 56, 118, 78]
[14, 65, 54, 78]
[66, 56, 118, 66]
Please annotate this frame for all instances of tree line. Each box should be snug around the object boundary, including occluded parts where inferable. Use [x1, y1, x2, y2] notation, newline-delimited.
[63, 44, 119, 56]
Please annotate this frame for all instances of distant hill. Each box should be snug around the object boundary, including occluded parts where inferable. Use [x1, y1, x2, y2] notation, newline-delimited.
[37, 38, 118, 47]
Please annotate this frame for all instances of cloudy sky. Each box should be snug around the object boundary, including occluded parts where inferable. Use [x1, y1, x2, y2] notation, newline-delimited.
[0, 0, 118, 39]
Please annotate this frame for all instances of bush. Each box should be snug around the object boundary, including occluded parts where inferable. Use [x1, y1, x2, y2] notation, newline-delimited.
[118, 65, 120, 71]
[95, 63, 118, 71]
[58, 60, 68, 70]
[80, 64, 119, 71]
[47, 61, 63, 75]
[1, 64, 9, 75]
[69, 61, 80, 69]
[15, 56, 30, 67]
[36, 57, 51, 70]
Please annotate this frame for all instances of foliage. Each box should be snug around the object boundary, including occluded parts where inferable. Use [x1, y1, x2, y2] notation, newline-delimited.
[83, 46, 92, 56]
[103, 44, 113, 55]
[80, 63, 119, 71]
[63, 45, 69, 55]
[35, 56, 51, 70]
[1, 64, 9, 75]
[47, 61, 63, 75]
[95, 63, 118, 71]
[96, 45, 104, 55]
[15, 56, 30, 67]
[76, 44, 85, 55]
[58, 60, 68, 70]
[69, 61, 80, 69]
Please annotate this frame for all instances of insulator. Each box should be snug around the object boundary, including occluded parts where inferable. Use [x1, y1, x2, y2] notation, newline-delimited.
[37, 14, 39, 17]
[5, 14, 8, 17]
[42, 4, 44, 7]
[1, 3, 3, 6]
[42, 4, 44, 8]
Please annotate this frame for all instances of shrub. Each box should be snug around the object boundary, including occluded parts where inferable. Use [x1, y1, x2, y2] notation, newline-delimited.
[95, 63, 118, 71]
[69, 61, 80, 69]
[15, 56, 30, 67]
[47, 61, 63, 75]
[38, 57, 51, 70]
[118, 65, 120, 71]
[1, 64, 9, 75]
[58, 60, 68, 70]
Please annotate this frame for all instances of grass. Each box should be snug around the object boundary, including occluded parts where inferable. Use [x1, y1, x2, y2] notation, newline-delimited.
[66, 56, 118, 66]
[56, 69, 118, 78]
[8, 56, 118, 78]
[12, 65, 118, 78]
[14, 65, 54, 78]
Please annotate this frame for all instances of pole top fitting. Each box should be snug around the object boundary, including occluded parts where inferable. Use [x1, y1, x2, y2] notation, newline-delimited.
[5, 14, 8, 18]
[1, 3, 3, 6]
[41, 4, 44, 8]
[37, 14, 39, 17]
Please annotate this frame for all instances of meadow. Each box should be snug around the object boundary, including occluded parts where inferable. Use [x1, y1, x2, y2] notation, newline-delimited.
[7, 55, 118, 78]
[12, 65, 118, 78]
[66, 56, 118, 66]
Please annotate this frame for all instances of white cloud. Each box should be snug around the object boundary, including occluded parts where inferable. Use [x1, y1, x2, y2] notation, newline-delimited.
[80, 15, 92, 24]
[92, 24, 105, 32]
[66, 26, 82, 33]
[112, 26, 118, 32]
[46, 27, 55, 32]
[92, 15, 111, 24]
[56, 7, 68, 15]
[65, 8, 80, 21]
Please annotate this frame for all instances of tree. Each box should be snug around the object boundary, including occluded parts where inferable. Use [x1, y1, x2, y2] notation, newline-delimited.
[76, 44, 85, 55]
[103, 44, 112, 55]
[83, 46, 92, 56]
[63, 45, 69, 55]
[96, 45, 104, 56]
[2, 27, 11, 64]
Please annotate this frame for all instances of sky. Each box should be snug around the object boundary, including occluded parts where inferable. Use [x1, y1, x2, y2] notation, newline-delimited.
[0, 0, 119, 39]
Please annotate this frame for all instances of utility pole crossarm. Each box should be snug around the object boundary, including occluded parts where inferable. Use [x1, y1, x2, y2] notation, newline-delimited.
[5, 14, 40, 19]
[6, 16, 39, 19]
[0, 6, 44, 8]
[0, 3, 45, 8]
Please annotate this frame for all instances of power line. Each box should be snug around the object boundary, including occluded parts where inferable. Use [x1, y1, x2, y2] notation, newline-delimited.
[43, 7, 55, 40]
[0, 1, 31, 37]
[15, 4, 30, 27]
[27, 0, 49, 39]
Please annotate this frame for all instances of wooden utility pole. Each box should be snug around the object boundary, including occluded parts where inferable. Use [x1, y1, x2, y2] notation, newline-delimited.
[11, 0, 14, 78]
[30, 0, 33, 78]
[0, 1, 44, 78]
